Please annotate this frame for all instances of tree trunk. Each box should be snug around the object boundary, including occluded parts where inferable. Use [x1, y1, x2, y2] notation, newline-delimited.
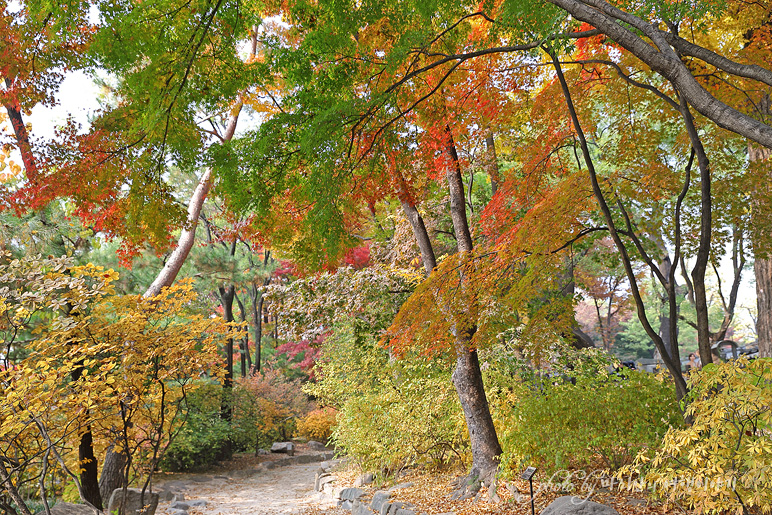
[444, 125, 503, 476]
[547, 0, 772, 149]
[250, 283, 266, 373]
[755, 258, 772, 357]
[143, 168, 213, 298]
[99, 446, 126, 505]
[235, 292, 249, 377]
[77, 429, 102, 510]
[451, 345, 502, 476]
[750, 141, 772, 358]
[400, 199, 437, 274]
[219, 285, 236, 396]
[484, 133, 499, 197]
[680, 96, 714, 367]
[550, 53, 689, 400]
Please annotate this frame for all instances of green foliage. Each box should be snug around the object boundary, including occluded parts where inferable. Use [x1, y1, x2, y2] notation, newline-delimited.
[306, 319, 468, 473]
[488, 348, 682, 476]
[160, 382, 231, 472]
[620, 358, 772, 514]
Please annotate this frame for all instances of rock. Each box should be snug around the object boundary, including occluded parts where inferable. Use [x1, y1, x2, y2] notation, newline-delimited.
[36, 502, 94, 515]
[170, 501, 190, 510]
[108, 488, 160, 515]
[388, 482, 414, 492]
[188, 500, 208, 507]
[320, 461, 332, 472]
[353, 472, 374, 487]
[370, 491, 391, 512]
[190, 476, 210, 483]
[352, 500, 374, 515]
[258, 449, 271, 456]
[264, 461, 276, 470]
[297, 454, 318, 464]
[168, 510, 187, 515]
[395, 509, 416, 515]
[340, 488, 366, 501]
[271, 442, 295, 456]
[339, 500, 354, 510]
[213, 475, 229, 480]
[307, 440, 327, 451]
[540, 496, 620, 515]
[172, 493, 185, 502]
[157, 490, 175, 502]
[382, 501, 407, 515]
[389, 502, 413, 515]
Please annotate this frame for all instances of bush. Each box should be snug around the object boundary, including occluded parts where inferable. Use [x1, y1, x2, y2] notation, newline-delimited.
[306, 319, 468, 473]
[488, 347, 682, 476]
[160, 382, 231, 472]
[297, 407, 338, 442]
[620, 358, 772, 514]
[231, 369, 313, 454]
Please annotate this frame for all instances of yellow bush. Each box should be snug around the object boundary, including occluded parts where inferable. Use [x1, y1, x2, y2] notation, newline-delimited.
[297, 407, 338, 441]
[619, 358, 772, 514]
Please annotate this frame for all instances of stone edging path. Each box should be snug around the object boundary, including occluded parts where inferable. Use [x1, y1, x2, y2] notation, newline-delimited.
[154, 452, 337, 515]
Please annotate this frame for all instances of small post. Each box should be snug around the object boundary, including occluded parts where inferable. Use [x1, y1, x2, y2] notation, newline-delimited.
[521, 466, 537, 515]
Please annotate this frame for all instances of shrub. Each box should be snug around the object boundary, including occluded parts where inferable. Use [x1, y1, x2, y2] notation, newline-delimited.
[297, 407, 338, 442]
[620, 358, 772, 514]
[488, 347, 681, 477]
[231, 369, 313, 454]
[160, 382, 231, 472]
[306, 319, 468, 473]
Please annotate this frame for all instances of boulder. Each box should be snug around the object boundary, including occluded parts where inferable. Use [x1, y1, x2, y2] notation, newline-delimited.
[370, 491, 391, 512]
[540, 496, 620, 515]
[339, 500, 354, 510]
[307, 441, 327, 451]
[157, 490, 175, 502]
[258, 449, 271, 456]
[270, 442, 295, 456]
[340, 488, 366, 501]
[107, 488, 160, 515]
[36, 503, 94, 515]
[352, 500, 374, 515]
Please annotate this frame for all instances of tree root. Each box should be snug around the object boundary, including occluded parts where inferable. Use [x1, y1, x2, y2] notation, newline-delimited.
[450, 467, 514, 502]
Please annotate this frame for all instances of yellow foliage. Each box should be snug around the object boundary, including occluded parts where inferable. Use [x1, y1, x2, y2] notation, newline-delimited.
[618, 358, 772, 514]
[297, 407, 338, 442]
[0, 255, 237, 502]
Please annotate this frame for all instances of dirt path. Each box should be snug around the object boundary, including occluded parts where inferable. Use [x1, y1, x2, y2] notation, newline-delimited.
[153, 449, 341, 515]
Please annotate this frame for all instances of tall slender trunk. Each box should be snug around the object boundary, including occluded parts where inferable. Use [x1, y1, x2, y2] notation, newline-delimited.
[484, 133, 499, 197]
[250, 283, 266, 373]
[750, 141, 772, 358]
[444, 125, 502, 476]
[679, 96, 714, 366]
[219, 285, 236, 396]
[550, 52, 689, 400]
[235, 292, 250, 377]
